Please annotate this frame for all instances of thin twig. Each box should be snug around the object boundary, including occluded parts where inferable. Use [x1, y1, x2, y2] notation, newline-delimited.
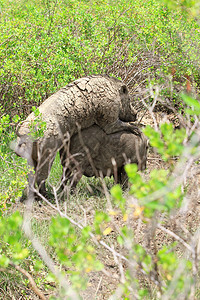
[157, 224, 194, 254]
[94, 276, 103, 298]
[111, 244, 125, 283]
[9, 262, 46, 300]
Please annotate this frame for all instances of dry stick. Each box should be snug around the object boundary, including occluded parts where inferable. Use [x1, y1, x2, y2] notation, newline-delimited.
[147, 157, 169, 161]
[175, 219, 193, 240]
[140, 88, 158, 131]
[188, 116, 199, 137]
[111, 244, 125, 284]
[94, 276, 103, 298]
[99, 174, 131, 284]
[127, 65, 151, 86]
[191, 228, 200, 286]
[131, 78, 148, 93]
[137, 107, 149, 124]
[164, 96, 184, 118]
[163, 203, 200, 299]
[0, 287, 5, 297]
[123, 49, 148, 82]
[157, 224, 194, 254]
[172, 133, 200, 185]
[105, 135, 199, 286]
[53, 185, 61, 213]
[80, 205, 87, 227]
[99, 172, 113, 211]
[0, 155, 28, 171]
[111, 157, 118, 185]
[9, 262, 46, 300]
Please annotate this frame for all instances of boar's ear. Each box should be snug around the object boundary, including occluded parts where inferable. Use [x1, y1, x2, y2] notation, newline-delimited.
[16, 121, 24, 137]
[120, 85, 128, 95]
[16, 123, 21, 137]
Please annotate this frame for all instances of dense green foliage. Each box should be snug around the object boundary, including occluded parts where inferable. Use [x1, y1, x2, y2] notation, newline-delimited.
[1, 0, 200, 116]
[1, 0, 200, 298]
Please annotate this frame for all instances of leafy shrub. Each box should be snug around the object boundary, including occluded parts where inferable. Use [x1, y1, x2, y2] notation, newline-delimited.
[1, 0, 200, 117]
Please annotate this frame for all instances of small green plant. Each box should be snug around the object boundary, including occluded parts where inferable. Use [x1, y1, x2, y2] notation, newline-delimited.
[143, 123, 186, 163]
[125, 165, 183, 217]
[28, 106, 47, 139]
[0, 212, 29, 267]
[49, 216, 103, 291]
[181, 93, 200, 116]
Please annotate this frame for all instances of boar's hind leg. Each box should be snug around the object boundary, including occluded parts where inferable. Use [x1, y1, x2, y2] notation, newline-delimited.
[117, 166, 128, 190]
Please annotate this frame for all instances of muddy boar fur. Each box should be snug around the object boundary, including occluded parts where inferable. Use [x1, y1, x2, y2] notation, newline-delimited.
[13, 75, 139, 197]
[60, 125, 148, 190]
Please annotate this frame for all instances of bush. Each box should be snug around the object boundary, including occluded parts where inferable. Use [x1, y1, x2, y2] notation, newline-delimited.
[1, 0, 200, 298]
[1, 0, 200, 117]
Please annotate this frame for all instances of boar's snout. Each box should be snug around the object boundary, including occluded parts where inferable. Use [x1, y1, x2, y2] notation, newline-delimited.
[10, 136, 33, 161]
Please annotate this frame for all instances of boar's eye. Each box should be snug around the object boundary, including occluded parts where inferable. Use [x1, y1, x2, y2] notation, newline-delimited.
[120, 85, 128, 95]
[18, 142, 26, 148]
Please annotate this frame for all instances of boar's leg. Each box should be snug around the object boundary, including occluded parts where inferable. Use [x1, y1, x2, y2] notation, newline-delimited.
[117, 166, 128, 190]
[33, 143, 57, 199]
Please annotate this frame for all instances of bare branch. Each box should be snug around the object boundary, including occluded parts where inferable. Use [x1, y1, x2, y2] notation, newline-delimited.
[9, 262, 46, 300]
[157, 224, 194, 254]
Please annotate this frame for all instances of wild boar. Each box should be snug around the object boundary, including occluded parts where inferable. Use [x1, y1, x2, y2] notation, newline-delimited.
[60, 125, 148, 190]
[12, 75, 139, 197]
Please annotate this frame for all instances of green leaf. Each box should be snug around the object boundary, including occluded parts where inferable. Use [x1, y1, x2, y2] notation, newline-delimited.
[0, 255, 10, 267]
[181, 94, 200, 112]
[186, 108, 200, 116]
[110, 184, 123, 201]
